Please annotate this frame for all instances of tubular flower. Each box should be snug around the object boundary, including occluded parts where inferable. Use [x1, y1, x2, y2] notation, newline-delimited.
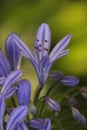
[8, 23, 72, 87]
[30, 118, 52, 130]
[16, 79, 31, 106]
[45, 97, 61, 112]
[71, 107, 86, 125]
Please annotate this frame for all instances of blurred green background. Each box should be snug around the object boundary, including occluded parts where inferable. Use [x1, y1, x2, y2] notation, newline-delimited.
[0, 0, 87, 92]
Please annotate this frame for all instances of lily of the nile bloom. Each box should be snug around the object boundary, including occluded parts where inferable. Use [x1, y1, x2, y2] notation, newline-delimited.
[1, 69, 22, 99]
[14, 122, 28, 130]
[0, 35, 21, 85]
[30, 118, 51, 130]
[0, 94, 5, 130]
[49, 71, 79, 87]
[0, 69, 22, 130]
[6, 106, 28, 130]
[16, 79, 31, 106]
[7, 23, 72, 87]
[71, 106, 86, 124]
[45, 97, 61, 112]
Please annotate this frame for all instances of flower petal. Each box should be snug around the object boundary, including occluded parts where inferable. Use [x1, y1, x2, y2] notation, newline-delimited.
[34, 23, 51, 61]
[71, 107, 86, 124]
[39, 55, 49, 87]
[60, 75, 79, 87]
[50, 34, 72, 62]
[15, 122, 28, 130]
[0, 50, 11, 77]
[4, 87, 17, 99]
[30, 118, 45, 129]
[17, 79, 31, 106]
[0, 94, 5, 130]
[45, 97, 61, 112]
[0, 77, 6, 86]
[1, 69, 22, 96]
[44, 118, 52, 130]
[12, 33, 34, 60]
[6, 106, 28, 130]
[5, 33, 21, 70]
[48, 71, 64, 81]
[52, 49, 70, 62]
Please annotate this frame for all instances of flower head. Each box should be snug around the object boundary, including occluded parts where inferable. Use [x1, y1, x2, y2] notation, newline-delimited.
[6, 23, 72, 87]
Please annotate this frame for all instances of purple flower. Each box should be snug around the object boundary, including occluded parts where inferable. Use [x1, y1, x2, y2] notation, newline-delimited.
[45, 97, 61, 112]
[6, 106, 28, 130]
[1, 69, 22, 99]
[30, 118, 51, 130]
[8, 23, 72, 87]
[0, 38, 21, 85]
[71, 107, 86, 124]
[60, 75, 79, 87]
[5, 34, 21, 70]
[16, 79, 31, 106]
[48, 71, 79, 87]
[0, 94, 5, 130]
[14, 122, 28, 130]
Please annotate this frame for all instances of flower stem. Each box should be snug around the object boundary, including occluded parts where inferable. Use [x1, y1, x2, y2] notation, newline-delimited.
[34, 86, 43, 106]
[11, 97, 16, 107]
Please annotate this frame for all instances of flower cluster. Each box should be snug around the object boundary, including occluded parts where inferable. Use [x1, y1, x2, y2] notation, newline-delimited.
[0, 23, 86, 130]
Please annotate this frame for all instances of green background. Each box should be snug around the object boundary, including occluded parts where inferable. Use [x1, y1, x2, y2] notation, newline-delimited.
[0, 0, 87, 129]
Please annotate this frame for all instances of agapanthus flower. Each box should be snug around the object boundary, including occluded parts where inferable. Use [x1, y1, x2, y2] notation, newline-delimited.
[7, 23, 72, 87]
[6, 106, 28, 130]
[45, 97, 61, 112]
[16, 79, 31, 106]
[49, 71, 79, 87]
[71, 106, 86, 124]
[30, 118, 51, 130]
[0, 35, 21, 85]
[1, 69, 22, 99]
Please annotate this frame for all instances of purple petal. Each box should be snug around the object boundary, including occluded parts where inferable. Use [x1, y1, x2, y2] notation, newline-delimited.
[50, 34, 72, 62]
[44, 118, 52, 130]
[4, 87, 17, 99]
[12, 33, 34, 60]
[39, 55, 49, 87]
[60, 76, 79, 87]
[48, 71, 64, 81]
[0, 94, 5, 130]
[71, 107, 86, 124]
[30, 118, 45, 129]
[53, 49, 70, 61]
[29, 104, 37, 115]
[15, 122, 28, 130]
[45, 97, 61, 112]
[34, 23, 51, 61]
[0, 50, 11, 77]
[5, 33, 21, 70]
[6, 106, 28, 130]
[0, 77, 6, 86]
[1, 69, 22, 96]
[17, 79, 31, 106]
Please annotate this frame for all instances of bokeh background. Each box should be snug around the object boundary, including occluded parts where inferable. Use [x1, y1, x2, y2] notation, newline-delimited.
[0, 0, 87, 87]
[0, 0, 87, 129]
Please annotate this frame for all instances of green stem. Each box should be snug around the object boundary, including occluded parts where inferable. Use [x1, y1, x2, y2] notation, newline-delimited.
[11, 97, 16, 107]
[34, 86, 43, 106]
